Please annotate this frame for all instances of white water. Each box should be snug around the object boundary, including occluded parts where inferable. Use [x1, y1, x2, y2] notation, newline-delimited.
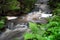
[0, 0, 52, 40]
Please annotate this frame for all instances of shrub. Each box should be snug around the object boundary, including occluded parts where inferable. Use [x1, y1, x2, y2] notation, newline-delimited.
[19, 0, 37, 13]
[49, 0, 60, 15]
[0, 0, 37, 15]
[0, 17, 6, 29]
[24, 15, 60, 40]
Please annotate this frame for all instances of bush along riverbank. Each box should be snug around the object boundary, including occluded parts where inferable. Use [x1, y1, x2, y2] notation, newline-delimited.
[24, 0, 60, 40]
[24, 15, 60, 40]
[49, 0, 60, 15]
[0, 16, 7, 33]
[0, 0, 37, 15]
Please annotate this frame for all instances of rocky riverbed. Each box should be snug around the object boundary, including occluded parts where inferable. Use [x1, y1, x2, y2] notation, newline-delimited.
[0, 0, 52, 40]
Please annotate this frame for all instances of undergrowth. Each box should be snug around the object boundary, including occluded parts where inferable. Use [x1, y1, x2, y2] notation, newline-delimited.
[0, 17, 6, 30]
[49, 0, 60, 15]
[24, 0, 60, 39]
[24, 15, 60, 40]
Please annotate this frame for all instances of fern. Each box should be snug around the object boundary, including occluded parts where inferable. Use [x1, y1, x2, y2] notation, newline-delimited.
[24, 15, 60, 40]
[0, 19, 5, 29]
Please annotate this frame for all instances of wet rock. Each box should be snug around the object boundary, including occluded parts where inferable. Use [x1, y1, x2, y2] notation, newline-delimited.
[7, 20, 28, 30]
[41, 13, 52, 18]
[0, 28, 28, 40]
[6, 16, 17, 20]
[39, 4, 51, 13]
[6, 16, 28, 30]
[36, 0, 49, 4]
[6, 0, 51, 29]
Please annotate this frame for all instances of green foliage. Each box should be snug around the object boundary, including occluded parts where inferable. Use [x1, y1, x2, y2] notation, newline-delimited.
[24, 33, 35, 40]
[0, 19, 5, 29]
[53, 8, 60, 15]
[0, 17, 6, 29]
[13, 37, 19, 40]
[0, 0, 36, 15]
[5, 0, 20, 10]
[1, 0, 20, 10]
[24, 22, 46, 40]
[50, 15, 60, 22]
[29, 22, 40, 34]
[20, 0, 37, 13]
[24, 15, 60, 40]
[0, 0, 20, 15]
[49, 0, 60, 15]
[49, 0, 60, 9]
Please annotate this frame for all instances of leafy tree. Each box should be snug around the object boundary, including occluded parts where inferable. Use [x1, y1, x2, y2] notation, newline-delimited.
[0, 0, 36, 15]
[0, 0, 20, 15]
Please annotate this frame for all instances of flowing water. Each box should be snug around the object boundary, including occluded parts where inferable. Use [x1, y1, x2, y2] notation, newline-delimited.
[0, 0, 52, 40]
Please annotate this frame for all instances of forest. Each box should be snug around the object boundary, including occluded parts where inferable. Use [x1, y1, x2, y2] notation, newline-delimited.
[0, 0, 60, 40]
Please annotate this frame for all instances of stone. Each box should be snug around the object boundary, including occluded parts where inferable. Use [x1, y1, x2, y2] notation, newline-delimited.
[6, 16, 17, 20]
[0, 28, 28, 40]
